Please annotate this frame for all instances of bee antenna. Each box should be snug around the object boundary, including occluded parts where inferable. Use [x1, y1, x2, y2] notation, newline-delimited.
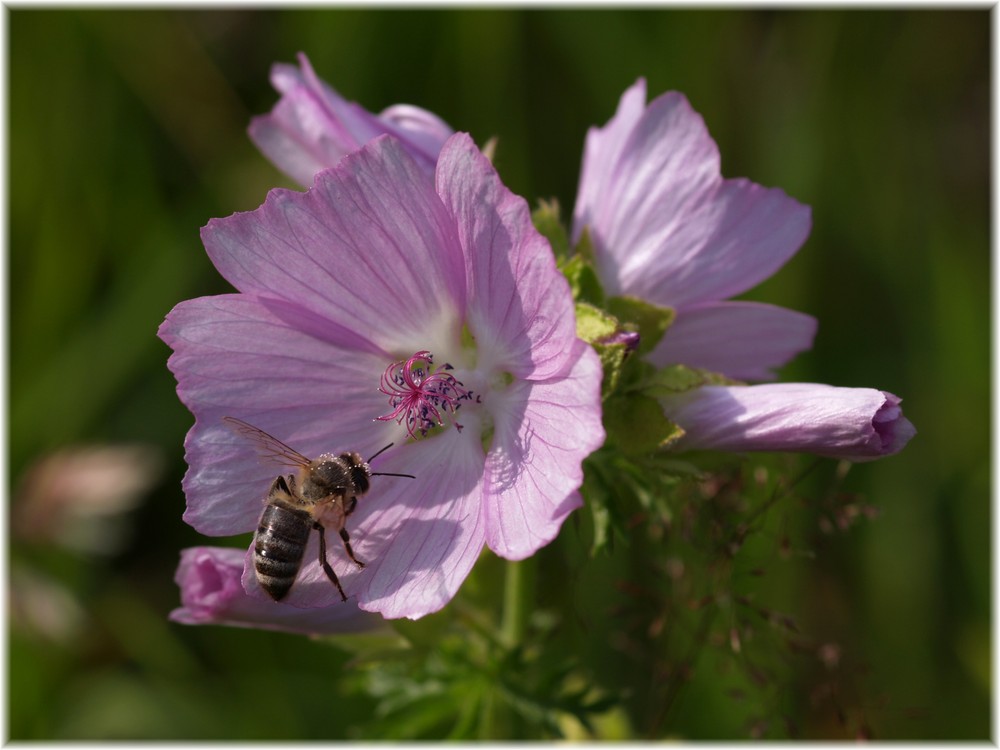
[366, 443, 395, 462]
[367, 443, 415, 479]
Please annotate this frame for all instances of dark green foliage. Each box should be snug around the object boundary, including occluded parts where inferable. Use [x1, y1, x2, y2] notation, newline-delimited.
[8, 8, 989, 740]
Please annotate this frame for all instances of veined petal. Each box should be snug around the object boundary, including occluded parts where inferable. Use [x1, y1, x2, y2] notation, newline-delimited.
[249, 53, 450, 185]
[379, 104, 455, 167]
[243, 428, 487, 620]
[436, 133, 579, 381]
[202, 136, 466, 356]
[355, 430, 485, 619]
[662, 383, 916, 461]
[649, 301, 817, 381]
[572, 78, 649, 239]
[158, 294, 398, 536]
[483, 340, 605, 559]
[573, 83, 811, 307]
[172, 547, 386, 635]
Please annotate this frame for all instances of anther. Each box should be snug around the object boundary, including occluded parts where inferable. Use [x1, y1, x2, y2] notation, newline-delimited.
[377, 351, 473, 439]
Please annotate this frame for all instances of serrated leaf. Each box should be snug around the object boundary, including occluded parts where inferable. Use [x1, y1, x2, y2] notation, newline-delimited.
[574, 302, 618, 343]
[638, 363, 717, 397]
[603, 393, 685, 456]
[574, 303, 634, 400]
[580, 458, 621, 557]
[605, 295, 675, 356]
[595, 342, 629, 401]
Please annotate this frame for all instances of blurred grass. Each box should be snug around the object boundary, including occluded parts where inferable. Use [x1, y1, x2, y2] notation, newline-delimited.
[8, 8, 989, 740]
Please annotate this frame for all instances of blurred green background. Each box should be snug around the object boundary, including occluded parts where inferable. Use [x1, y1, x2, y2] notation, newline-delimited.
[8, 8, 989, 740]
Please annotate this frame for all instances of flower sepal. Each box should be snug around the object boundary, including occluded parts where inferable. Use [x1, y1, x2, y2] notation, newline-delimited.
[605, 296, 675, 357]
[561, 254, 606, 308]
[532, 198, 571, 263]
[604, 391, 686, 457]
[574, 302, 630, 401]
[574, 293, 678, 404]
[639, 362, 741, 397]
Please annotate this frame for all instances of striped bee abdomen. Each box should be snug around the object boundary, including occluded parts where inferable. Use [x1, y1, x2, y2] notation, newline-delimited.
[254, 503, 312, 601]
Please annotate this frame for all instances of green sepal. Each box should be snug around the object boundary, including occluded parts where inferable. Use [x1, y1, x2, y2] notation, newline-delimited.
[532, 198, 570, 262]
[561, 255, 606, 306]
[574, 301, 617, 344]
[638, 363, 739, 398]
[602, 391, 686, 457]
[573, 225, 598, 264]
[605, 296, 675, 356]
[575, 302, 629, 400]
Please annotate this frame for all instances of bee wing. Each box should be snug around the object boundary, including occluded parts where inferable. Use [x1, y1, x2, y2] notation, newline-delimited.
[222, 416, 312, 469]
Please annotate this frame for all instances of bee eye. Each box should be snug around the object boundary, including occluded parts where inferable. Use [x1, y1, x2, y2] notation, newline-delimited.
[352, 467, 370, 494]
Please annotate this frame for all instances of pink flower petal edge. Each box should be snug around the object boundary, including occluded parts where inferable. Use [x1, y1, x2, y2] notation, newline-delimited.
[648, 301, 818, 382]
[661, 383, 916, 462]
[172, 547, 387, 635]
[482, 338, 604, 560]
[249, 52, 453, 185]
[572, 78, 811, 311]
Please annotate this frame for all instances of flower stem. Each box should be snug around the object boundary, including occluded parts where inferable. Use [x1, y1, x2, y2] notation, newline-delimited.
[500, 557, 534, 649]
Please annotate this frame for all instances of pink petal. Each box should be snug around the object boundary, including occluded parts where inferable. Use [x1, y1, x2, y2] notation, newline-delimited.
[573, 82, 811, 307]
[201, 136, 467, 357]
[249, 54, 450, 185]
[379, 104, 455, 166]
[241, 428, 487, 620]
[172, 546, 386, 635]
[355, 429, 486, 619]
[483, 339, 605, 559]
[662, 383, 916, 461]
[572, 78, 650, 239]
[648, 301, 817, 381]
[158, 294, 399, 536]
[436, 133, 579, 381]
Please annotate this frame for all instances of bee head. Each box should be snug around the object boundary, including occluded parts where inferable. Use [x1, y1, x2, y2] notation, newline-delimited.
[344, 452, 371, 495]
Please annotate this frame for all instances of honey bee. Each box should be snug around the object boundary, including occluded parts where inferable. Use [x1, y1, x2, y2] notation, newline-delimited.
[223, 416, 414, 602]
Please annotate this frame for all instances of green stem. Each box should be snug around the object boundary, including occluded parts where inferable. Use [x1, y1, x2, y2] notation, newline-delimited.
[500, 557, 535, 649]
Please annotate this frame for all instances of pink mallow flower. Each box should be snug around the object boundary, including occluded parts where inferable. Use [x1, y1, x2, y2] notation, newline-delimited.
[172, 546, 387, 635]
[159, 133, 603, 620]
[249, 52, 454, 186]
[573, 79, 914, 459]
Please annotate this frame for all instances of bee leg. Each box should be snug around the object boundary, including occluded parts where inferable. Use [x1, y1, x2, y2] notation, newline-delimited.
[313, 522, 347, 602]
[344, 496, 358, 517]
[339, 527, 365, 569]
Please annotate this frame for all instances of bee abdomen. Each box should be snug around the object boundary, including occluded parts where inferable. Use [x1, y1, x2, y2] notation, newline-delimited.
[254, 504, 312, 601]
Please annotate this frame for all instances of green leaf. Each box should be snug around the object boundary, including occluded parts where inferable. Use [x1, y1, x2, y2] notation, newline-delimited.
[573, 225, 598, 263]
[603, 392, 686, 456]
[582, 465, 617, 556]
[561, 254, 606, 306]
[312, 629, 411, 666]
[574, 303, 633, 401]
[390, 608, 452, 650]
[638, 363, 738, 398]
[574, 302, 618, 343]
[532, 198, 570, 261]
[605, 295, 675, 356]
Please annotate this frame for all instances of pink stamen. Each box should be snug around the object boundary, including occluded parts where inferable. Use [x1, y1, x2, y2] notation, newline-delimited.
[377, 351, 472, 439]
